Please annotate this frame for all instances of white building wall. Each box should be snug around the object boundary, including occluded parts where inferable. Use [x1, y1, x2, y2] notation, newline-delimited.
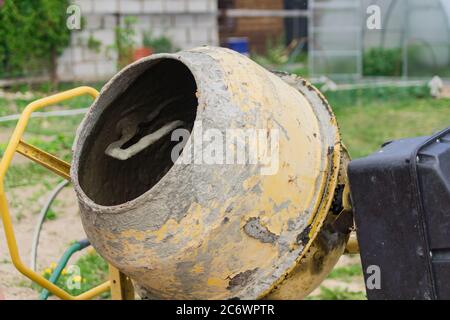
[58, 0, 218, 81]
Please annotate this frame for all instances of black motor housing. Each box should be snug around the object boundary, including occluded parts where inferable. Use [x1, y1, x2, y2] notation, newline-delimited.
[349, 127, 450, 300]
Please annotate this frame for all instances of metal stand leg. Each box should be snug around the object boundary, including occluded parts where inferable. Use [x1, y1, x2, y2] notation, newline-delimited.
[109, 265, 135, 300]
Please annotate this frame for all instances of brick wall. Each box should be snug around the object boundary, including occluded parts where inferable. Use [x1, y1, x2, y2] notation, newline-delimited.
[219, 0, 284, 54]
[58, 0, 218, 81]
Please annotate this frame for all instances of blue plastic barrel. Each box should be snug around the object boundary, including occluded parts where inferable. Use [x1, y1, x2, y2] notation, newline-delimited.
[227, 37, 250, 56]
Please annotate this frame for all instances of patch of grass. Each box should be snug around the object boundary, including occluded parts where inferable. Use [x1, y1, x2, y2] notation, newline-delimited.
[15, 211, 25, 222]
[309, 287, 366, 300]
[37, 250, 110, 299]
[325, 85, 430, 109]
[0, 97, 9, 116]
[0, 133, 75, 188]
[27, 134, 75, 161]
[328, 264, 363, 282]
[17, 280, 33, 289]
[0, 120, 78, 188]
[45, 208, 57, 221]
[0, 91, 93, 131]
[3, 163, 54, 188]
[325, 86, 450, 158]
[69, 250, 110, 298]
[7, 96, 91, 117]
[59, 95, 95, 110]
[291, 65, 309, 77]
[5, 81, 105, 96]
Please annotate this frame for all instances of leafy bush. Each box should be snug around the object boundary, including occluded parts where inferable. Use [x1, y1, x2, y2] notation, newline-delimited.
[363, 47, 403, 76]
[405, 44, 450, 77]
[0, 0, 71, 83]
[110, 16, 138, 69]
[143, 31, 176, 53]
[253, 37, 288, 67]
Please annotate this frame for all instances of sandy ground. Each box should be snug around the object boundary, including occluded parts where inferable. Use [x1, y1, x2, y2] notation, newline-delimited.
[0, 156, 86, 300]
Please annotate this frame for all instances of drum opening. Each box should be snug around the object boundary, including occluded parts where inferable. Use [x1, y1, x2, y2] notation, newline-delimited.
[78, 59, 198, 206]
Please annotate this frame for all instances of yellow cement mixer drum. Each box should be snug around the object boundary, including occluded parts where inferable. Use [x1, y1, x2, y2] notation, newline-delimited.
[71, 47, 350, 300]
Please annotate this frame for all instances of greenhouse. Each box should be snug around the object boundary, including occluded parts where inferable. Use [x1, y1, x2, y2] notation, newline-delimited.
[309, 0, 450, 79]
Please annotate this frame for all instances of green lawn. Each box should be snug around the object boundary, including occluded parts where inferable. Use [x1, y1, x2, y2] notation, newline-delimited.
[325, 86, 450, 158]
[309, 286, 366, 300]
[328, 264, 363, 282]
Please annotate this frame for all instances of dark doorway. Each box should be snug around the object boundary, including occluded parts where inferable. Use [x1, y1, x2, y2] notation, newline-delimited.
[284, 0, 308, 52]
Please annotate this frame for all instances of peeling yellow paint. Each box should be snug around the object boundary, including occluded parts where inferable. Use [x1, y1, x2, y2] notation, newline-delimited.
[207, 277, 228, 287]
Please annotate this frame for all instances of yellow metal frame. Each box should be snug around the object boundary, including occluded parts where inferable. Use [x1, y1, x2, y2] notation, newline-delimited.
[0, 86, 130, 300]
[109, 265, 135, 300]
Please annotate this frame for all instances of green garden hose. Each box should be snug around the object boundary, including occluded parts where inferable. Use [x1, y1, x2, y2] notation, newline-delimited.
[39, 239, 90, 300]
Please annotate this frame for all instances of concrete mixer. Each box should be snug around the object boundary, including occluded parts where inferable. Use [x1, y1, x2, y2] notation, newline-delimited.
[0, 47, 449, 300]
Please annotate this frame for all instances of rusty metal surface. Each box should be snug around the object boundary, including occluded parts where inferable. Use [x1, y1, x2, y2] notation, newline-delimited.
[71, 47, 347, 299]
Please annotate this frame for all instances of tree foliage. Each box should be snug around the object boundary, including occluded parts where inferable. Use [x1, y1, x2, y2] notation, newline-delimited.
[0, 0, 71, 82]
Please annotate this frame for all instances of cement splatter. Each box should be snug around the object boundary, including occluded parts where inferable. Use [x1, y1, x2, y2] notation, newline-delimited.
[244, 217, 279, 243]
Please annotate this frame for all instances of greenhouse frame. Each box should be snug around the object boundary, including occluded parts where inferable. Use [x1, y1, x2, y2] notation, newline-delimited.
[309, 0, 450, 79]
